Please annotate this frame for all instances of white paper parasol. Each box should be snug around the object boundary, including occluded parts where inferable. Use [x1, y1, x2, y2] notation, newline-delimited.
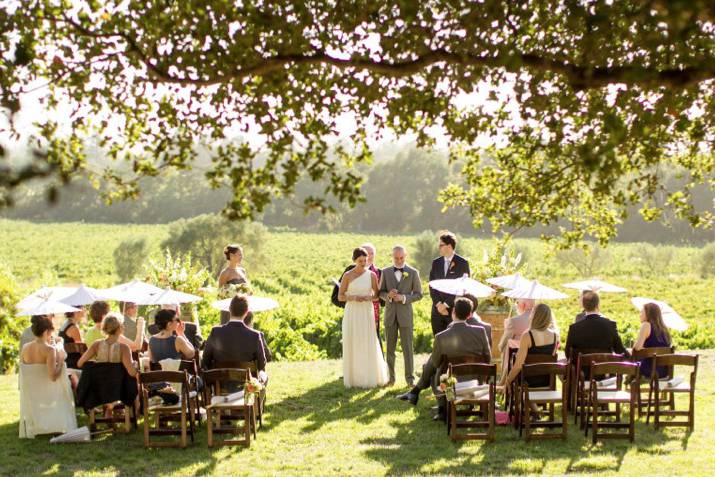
[631, 297, 689, 331]
[486, 273, 530, 290]
[59, 284, 105, 306]
[428, 276, 495, 298]
[212, 296, 279, 313]
[563, 279, 627, 293]
[17, 299, 80, 316]
[49, 426, 113, 443]
[101, 279, 164, 303]
[501, 280, 568, 300]
[16, 286, 77, 310]
[143, 288, 203, 305]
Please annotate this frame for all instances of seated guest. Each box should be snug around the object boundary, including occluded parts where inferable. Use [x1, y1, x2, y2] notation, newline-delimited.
[77, 314, 137, 377]
[243, 311, 272, 362]
[463, 293, 493, 348]
[498, 304, 559, 395]
[202, 295, 267, 374]
[573, 291, 588, 323]
[19, 315, 77, 438]
[633, 303, 672, 379]
[59, 309, 86, 369]
[85, 301, 110, 346]
[119, 301, 145, 342]
[148, 309, 195, 363]
[499, 298, 535, 353]
[396, 298, 490, 421]
[565, 290, 628, 359]
[148, 304, 204, 350]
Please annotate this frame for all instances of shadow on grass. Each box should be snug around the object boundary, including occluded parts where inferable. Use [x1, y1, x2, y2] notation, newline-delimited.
[0, 415, 245, 476]
[360, 411, 680, 476]
[264, 376, 396, 433]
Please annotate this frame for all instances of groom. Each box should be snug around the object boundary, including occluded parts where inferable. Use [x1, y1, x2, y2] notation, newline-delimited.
[379, 245, 422, 387]
[429, 230, 471, 336]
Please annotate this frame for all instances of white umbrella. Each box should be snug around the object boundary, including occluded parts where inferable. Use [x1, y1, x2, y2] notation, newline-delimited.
[211, 296, 279, 313]
[16, 286, 77, 310]
[49, 426, 113, 443]
[59, 284, 105, 306]
[486, 273, 530, 290]
[143, 288, 203, 306]
[101, 279, 164, 303]
[631, 297, 688, 331]
[428, 276, 495, 298]
[17, 299, 80, 316]
[563, 279, 627, 293]
[502, 280, 568, 300]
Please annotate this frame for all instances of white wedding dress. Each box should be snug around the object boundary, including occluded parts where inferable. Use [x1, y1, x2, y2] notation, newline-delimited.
[342, 270, 389, 388]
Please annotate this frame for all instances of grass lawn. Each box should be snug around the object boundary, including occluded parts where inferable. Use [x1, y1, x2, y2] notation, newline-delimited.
[1, 351, 713, 477]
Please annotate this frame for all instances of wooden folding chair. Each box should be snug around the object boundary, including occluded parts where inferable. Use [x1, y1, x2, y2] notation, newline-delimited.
[511, 354, 557, 431]
[574, 352, 624, 429]
[516, 357, 563, 438]
[204, 368, 257, 447]
[212, 360, 265, 428]
[179, 359, 203, 424]
[447, 363, 497, 441]
[78, 362, 137, 433]
[520, 362, 568, 441]
[441, 355, 489, 434]
[139, 370, 195, 448]
[567, 347, 610, 415]
[586, 361, 639, 443]
[652, 354, 698, 430]
[630, 346, 675, 419]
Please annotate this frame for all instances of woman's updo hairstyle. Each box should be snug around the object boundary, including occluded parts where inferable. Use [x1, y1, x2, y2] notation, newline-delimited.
[102, 312, 124, 336]
[31, 315, 53, 337]
[352, 247, 368, 261]
[224, 244, 243, 261]
[155, 309, 177, 331]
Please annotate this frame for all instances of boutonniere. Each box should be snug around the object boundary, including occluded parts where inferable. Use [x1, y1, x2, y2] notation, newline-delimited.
[402, 272, 409, 278]
[449, 260, 456, 270]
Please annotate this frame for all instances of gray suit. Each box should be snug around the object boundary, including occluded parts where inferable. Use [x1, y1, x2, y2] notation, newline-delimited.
[415, 321, 491, 408]
[379, 264, 422, 383]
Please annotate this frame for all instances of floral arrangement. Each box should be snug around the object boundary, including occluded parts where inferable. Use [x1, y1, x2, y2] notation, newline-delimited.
[474, 242, 526, 311]
[218, 281, 253, 299]
[439, 375, 458, 402]
[244, 377, 264, 403]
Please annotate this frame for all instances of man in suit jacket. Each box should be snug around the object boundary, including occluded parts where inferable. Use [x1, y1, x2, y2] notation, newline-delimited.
[565, 291, 628, 359]
[396, 298, 491, 421]
[379, 245, 423, 386]
[428, 231, 471, 336]
[202, 295, 267, 372]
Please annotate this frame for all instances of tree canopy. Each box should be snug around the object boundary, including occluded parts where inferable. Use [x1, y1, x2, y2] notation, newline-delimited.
[2, 1, 715, 246]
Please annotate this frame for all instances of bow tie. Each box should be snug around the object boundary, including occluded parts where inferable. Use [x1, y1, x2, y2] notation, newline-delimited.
[394, 267, 404, 272]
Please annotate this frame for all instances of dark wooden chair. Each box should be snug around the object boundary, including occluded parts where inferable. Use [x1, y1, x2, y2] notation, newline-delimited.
[211, 360, 266, 428]
[520, 362, 568, 441]
[513, 354, 558, 433]
[567, 347, 611, 414]
[441, 355, 489, 434]
[574, 352, 624, 428]
[203, 368, 256, 447]
[630, 346, 675, 419]
[586, 361, 639, 443]
[652, 354, 698, 430]
[447, 363, 497, 441]
[138, 370, 195, 448]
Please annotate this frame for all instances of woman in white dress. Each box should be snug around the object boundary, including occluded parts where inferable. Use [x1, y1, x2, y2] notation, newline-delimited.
[339, 247, 389, 388]
[19, 315, 77, 438]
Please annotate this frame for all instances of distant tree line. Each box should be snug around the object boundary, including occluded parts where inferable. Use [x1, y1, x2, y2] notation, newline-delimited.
[3, 147, 714, 244]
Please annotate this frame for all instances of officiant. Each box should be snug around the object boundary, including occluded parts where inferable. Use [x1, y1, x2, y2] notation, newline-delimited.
[379, 245, 422, 387]
[428, 231, 471, 335]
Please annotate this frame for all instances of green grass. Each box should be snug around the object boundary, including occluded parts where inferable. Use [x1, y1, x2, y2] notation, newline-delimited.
[1, 351, 713, 476]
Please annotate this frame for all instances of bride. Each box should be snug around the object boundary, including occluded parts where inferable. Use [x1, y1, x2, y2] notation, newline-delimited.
[338, 247, 389, 388]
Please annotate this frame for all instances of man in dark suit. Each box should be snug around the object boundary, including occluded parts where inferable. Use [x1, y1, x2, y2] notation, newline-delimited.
[428, 231, 471, 335]
[565, 291, 628, 359]
[202, 295, 267, 372]
[244, 311, 272, 362]
[396, 297, 491, 421]
[463, 294, 493, 348]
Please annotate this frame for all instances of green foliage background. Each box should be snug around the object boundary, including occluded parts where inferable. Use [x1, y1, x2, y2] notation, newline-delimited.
[0, 219, 714, 372]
